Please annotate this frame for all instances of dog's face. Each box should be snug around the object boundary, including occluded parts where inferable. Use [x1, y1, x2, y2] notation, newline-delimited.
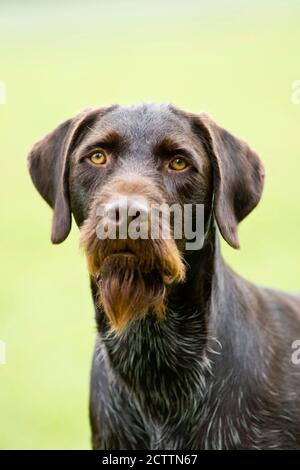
[69, 105, 213, 227]
[28, 104, 265, 332]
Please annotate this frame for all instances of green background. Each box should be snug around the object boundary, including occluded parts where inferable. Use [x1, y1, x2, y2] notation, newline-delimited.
[0, 0, 299, 450]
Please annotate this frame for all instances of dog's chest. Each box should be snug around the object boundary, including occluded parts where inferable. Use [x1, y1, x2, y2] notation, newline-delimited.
[104, 313, 209, 403]
[98, 329, 298, 450]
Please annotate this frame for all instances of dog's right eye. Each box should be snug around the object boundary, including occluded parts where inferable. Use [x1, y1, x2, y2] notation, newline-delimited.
[169, 157, 189, 171]
[88, 152, 107, 166]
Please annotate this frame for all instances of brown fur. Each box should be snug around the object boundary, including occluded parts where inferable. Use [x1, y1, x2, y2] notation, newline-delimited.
[79, 177, 185, 333]
[27, 104, 300, 449]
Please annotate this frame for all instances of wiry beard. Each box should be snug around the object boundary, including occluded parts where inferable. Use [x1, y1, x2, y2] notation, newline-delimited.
[99, 254, 166, 332]
[80, 225, 186, 334]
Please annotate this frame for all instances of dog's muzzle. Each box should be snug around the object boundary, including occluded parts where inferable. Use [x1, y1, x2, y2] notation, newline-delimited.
[79, 181, 186, 334]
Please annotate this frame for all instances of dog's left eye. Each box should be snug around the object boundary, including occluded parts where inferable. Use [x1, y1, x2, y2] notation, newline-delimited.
[169, 157, 188, 171]
[88, 152, 107, 166]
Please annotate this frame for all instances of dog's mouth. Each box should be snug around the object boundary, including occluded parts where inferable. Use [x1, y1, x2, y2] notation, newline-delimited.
[80, 220, 186, 334]
[98, 243, 144, 269]
[106, 247, 136, 258]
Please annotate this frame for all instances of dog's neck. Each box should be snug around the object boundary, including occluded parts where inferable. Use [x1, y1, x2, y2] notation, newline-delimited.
[92, 224, 224, 420]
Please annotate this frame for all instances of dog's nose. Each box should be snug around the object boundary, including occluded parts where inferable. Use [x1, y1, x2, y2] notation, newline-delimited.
[105, 196, 149, 227]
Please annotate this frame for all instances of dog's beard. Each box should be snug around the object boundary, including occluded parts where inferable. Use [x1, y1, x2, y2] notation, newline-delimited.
[99, 254, 166, 332]
[80, 223, 186, 334]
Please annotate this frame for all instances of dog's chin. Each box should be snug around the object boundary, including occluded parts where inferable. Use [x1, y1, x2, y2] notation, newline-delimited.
[97, 252, 166, 334]
[80, 220, 186, 333]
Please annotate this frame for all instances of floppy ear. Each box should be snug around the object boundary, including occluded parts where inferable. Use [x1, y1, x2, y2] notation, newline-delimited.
[28, 108, 98, 244]
[193, 113, 265, 249]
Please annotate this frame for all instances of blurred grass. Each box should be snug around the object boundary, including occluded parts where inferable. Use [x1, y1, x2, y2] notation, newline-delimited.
[0, 0, 299, 450]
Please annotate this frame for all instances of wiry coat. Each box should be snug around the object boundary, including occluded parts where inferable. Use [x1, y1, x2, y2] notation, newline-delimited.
[27, 103, 300, 450]
[90, 233, 300, 449]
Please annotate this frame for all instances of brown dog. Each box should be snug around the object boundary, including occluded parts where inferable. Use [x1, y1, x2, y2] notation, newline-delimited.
[28, 104, 300, 449]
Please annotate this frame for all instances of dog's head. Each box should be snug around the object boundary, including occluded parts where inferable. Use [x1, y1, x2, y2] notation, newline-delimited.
[28, 104, 265, 332]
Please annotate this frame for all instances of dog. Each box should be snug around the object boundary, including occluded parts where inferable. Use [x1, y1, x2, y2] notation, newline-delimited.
[28, 104, 300, 449]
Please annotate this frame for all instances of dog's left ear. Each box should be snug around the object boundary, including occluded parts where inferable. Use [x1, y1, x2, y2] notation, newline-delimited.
[28, 108, 97, 244]
[193, 113, 265, 249]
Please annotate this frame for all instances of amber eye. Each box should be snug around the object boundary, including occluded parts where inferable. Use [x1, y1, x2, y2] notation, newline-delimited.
[88, 151, 107, 165]
[169, 157, 188, 171]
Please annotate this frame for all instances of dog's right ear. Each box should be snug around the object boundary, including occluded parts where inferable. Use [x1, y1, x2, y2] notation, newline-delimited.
[28, 108, 99, 244]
